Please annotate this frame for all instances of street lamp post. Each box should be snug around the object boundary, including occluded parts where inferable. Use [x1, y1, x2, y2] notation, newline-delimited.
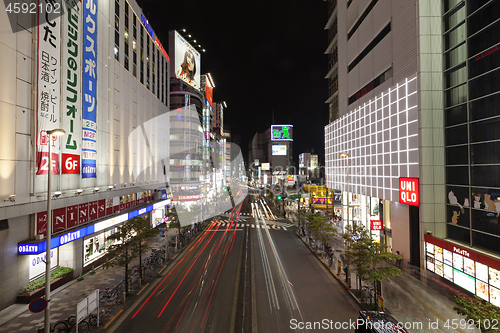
[340, 152, 350, 288]
[44, 129, 65, 333]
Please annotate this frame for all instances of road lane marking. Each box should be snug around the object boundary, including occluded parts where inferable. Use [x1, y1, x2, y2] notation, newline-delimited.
[137, 283, 149, 296]
[103, 309, 123, 329]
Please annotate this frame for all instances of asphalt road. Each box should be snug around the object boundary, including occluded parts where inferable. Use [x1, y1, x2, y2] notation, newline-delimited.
[108, 190, 359, 333]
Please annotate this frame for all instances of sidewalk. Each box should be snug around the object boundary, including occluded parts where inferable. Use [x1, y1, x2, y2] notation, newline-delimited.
[0, 224, 203, 333]
[292, 215, 480, 333]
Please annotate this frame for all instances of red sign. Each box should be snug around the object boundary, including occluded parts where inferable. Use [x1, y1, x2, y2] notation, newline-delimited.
[425, 234, 500, 271]
[36, 212, 48, 235]
[36, 151, 60, 175]
[88, 201, 98, 221]
[66, 205, 79, 228]
[371, 220, 383, 231]
[399, 177, 419, 206]
[98, 200, 106, 218]
[79, 203, 89, 224]
[52, 207, 66, 233]
[61, 153, 80, 174]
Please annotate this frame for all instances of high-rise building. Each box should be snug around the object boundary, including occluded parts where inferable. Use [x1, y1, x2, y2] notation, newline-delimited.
[0, 0, 171, 310]
[324, 0, 500, 306]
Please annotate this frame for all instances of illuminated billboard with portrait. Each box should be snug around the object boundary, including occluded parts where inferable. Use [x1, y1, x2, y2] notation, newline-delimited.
[173, 31, 201, 90]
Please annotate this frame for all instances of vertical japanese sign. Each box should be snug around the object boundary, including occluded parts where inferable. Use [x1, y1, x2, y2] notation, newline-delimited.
[62, 0, 82, 174]
[82, 0, 97, 178]
[36, 0, 62, 175]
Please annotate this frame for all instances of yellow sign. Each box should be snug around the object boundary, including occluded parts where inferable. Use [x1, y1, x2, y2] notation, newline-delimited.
[378, 295, 384, 311]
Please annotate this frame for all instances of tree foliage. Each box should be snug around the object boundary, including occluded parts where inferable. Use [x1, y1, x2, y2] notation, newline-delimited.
[307, 212, 337, 250]
[454, 295, 500, 333]
[103, 216, 156, 293]
[342, 223, 402, 299]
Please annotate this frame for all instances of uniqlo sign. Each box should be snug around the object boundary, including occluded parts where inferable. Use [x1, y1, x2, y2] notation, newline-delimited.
[371, 220, 383, 231]
[399, 177, 419, 206]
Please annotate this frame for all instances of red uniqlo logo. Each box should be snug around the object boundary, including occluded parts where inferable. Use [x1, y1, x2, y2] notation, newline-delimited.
[371, 220, 383, 231]
[399, 177, 419, 206]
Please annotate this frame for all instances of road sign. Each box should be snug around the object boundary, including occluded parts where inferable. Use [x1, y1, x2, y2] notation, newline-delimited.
[29, 298, 47, 313]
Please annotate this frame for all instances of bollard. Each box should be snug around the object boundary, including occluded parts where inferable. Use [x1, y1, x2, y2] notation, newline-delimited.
[77, 272, 84, 281]
[90, 265, 95, 274]
[122, 291, 126, 304]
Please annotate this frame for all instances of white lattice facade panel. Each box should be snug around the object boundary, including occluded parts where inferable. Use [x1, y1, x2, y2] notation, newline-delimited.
[325, 74, 419, 202]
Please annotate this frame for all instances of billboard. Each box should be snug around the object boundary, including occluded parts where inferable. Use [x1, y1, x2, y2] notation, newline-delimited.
[36, 0, 62, 175]
[173, 31, 201, 90]
[82, 0, 98, 178]
[271, 125, 293, 141]
[62, 0, 82, 175]
[272, 145, 287, 156]
[311, 155, 318, 168]
[299, 154, 304, 168]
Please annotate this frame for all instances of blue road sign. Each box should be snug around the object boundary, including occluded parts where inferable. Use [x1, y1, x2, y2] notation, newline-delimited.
[29, 298, 47, 313]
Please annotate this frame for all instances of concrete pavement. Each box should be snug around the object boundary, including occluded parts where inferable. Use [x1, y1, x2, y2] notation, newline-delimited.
[0, 224, 202, 333]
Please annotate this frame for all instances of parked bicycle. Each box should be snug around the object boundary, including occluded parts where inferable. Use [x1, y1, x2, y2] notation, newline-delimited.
[52, 315, 90, 333]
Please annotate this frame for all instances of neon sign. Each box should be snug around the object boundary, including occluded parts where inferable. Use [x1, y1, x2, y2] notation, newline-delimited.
[271, 125, 293, 141]
[142, 15, 169, 61]
[475, 43, 499, 61]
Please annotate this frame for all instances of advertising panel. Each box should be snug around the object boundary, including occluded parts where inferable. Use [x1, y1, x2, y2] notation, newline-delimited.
[271, 125, 293, 141]
[61, 0, 82, 175]
[311, 155, 318, 168]
[399, 177, 419, 206]
[272, 145, 287, 156]
[425, 235, 500, 305]
[261, 163, 270, 171]
[82, 0, 98, 178]
[36, 0, 62, 175]
[454, 269, 476, 294]
[174, 31, 201, 89]
[299, 154, 304, 168]
[29, 249, 58, 280]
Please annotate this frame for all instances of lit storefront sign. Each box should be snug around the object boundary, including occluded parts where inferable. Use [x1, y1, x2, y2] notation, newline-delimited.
[29, 249, 58, 280]
[399, 177, 419, 206]
[425, 235, 500, 306]
[128, 204, 153, 219]
[370, 220, 383, 231]
[19, 204, 156, 255]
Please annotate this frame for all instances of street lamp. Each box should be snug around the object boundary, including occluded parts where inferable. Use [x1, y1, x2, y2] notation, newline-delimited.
[340, 152, 350, 288]
[340, 153, 349, 229]
[44, 129, 65, 333]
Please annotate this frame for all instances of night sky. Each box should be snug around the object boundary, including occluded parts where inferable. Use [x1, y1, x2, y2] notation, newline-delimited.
[140, 0, 328, 165]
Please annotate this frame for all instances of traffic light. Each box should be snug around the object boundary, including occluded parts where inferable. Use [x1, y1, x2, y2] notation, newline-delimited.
[276, 195, 282, 200]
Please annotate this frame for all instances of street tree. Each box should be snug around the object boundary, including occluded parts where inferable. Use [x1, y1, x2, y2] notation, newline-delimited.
[129, 216, 157, 282]
[343, 223, 402, 300]
[308, 213, 337, 253]
[103, 222, 136, 295]
[168, 205, 181, 234]
[454, 295, 500, 333]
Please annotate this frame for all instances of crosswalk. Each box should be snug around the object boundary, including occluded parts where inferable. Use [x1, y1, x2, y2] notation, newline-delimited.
[211, 221, 292, 231]
[222, 211, 252, 216]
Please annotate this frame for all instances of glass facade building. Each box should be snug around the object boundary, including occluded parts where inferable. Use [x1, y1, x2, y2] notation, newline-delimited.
[444, 0, 500, 255]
